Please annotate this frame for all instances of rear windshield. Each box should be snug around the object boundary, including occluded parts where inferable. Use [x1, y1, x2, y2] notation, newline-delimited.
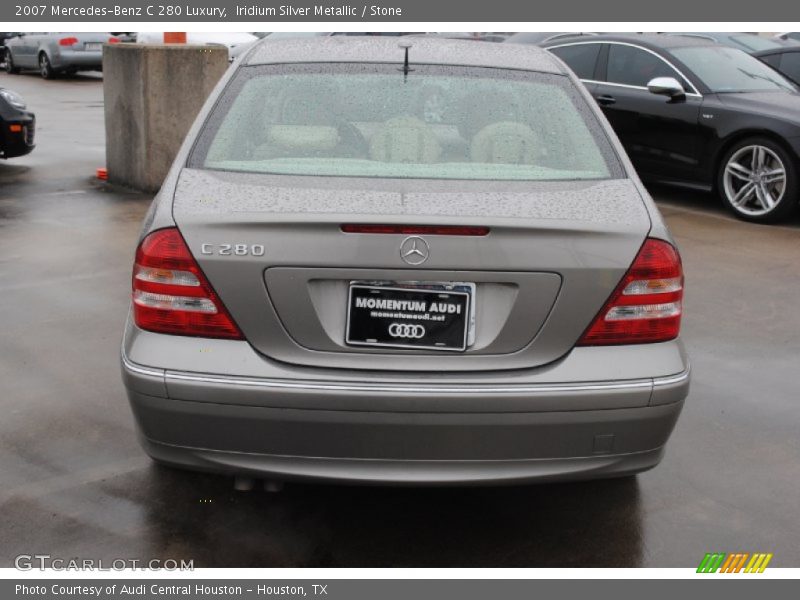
[190, 63, 620, 181]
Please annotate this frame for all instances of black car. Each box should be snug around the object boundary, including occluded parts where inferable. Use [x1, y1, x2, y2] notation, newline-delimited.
[1, 32, 22, 47]
[755, 46, 800, 86]
[0, 86, 35, 159]
[543, 34, 800, 223]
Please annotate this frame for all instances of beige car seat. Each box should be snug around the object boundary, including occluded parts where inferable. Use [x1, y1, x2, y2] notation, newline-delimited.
[252, 81, 345, 160]
[369, 116, 442, 164]
[470, 122, 539, 165]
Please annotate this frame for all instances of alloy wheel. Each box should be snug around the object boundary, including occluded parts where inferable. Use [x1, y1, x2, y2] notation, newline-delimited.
[40, 54, 52, 78]
[723, 145, 787, 217]
[4, 50, 15, 73]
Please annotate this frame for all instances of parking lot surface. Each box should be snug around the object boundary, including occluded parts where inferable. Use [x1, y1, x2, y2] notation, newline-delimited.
[1, 72, 799, 568]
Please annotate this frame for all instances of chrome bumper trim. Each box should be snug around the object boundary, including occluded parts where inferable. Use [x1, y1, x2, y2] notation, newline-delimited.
[121, 353, 164, 379]
[123, 351, 690, 396]
[652, 365, 691, 387]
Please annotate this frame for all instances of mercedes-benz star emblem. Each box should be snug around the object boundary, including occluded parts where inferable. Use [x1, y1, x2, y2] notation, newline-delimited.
[399, 236, 430, 265]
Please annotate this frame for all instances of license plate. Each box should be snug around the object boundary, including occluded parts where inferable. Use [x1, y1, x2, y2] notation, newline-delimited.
[85, 42, 102, 51]
[346, 283, 472, 352]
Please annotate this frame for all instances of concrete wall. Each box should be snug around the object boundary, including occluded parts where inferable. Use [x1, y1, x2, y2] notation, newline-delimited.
[103, 44, 229, 193]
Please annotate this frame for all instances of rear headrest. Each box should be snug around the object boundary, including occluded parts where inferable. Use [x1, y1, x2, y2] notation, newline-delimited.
[470, 122, 539, 165]
[266, 125, 340, 152]
[278, 81, 341, 126]
[369, 117, 442, 164]
[457, 90, 521, 139]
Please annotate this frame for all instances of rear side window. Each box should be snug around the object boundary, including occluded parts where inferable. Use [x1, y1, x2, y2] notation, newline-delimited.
[549, 44, 601, 79]
[606, 44, 683, 88]
[190, 63, 621, 182]
[759, 53, 783, 69]
[777, 52, 800, 84]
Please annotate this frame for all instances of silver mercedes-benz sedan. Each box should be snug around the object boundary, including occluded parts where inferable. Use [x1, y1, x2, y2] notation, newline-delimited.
[121, 38, 690, 486]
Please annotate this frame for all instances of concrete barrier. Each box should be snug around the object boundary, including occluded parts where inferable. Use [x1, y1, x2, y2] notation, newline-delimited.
[103, 44, 229, 193]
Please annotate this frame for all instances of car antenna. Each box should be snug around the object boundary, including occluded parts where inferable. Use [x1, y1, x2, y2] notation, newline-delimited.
[398, 41, 414, 81]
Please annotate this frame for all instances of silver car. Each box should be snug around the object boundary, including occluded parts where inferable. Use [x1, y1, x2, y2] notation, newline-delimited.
[121, 38, 690, 486]
[4, 32, 119, 79]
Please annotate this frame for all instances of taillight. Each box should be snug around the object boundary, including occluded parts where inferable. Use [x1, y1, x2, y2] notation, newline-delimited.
[577, 238, 683, 346]
[132, 228, 243, 339]
[59, 37, 79, 46]
[108, 37, 121, 44]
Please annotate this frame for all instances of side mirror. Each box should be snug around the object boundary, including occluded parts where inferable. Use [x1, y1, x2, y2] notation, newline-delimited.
[647, 77, 686, 100]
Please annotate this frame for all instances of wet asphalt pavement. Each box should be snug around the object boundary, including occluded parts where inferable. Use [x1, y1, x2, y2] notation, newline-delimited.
[1, 72, 799, 568]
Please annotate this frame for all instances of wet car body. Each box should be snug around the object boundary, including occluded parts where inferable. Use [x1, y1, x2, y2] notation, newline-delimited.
[0, 87, 34, 159]
[121, 38, 690, 486]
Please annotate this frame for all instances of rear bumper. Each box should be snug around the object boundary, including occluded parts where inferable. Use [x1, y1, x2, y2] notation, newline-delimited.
[50, 50, 103, 70]
[121, 325, 689, 484]
[129, 388, 681, 485]
[139, 432, 670, 486]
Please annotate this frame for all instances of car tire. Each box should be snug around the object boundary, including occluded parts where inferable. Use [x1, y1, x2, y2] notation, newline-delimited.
[4, 49, 20, 74]
[39, 52, 56, 79]
[718, 137, 798, 223]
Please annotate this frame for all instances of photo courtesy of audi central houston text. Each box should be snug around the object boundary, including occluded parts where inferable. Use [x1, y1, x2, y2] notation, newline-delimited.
[121, 38, 689, 485]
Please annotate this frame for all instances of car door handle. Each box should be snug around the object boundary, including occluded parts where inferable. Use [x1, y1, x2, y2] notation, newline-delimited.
[596, 94, 616, 106]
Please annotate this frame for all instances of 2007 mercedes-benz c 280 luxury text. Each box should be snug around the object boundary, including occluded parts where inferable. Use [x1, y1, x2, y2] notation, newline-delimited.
[121, 38, 690, 485]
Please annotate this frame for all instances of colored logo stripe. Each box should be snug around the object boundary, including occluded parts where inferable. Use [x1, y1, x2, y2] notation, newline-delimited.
[697, 553, 726, 573]
[720, 553, 749, 573]
[697, 552, 773, 573]
[745, 553, 773, 573]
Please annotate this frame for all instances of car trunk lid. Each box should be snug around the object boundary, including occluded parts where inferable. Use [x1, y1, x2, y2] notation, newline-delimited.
[172, 168, 651, 371]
